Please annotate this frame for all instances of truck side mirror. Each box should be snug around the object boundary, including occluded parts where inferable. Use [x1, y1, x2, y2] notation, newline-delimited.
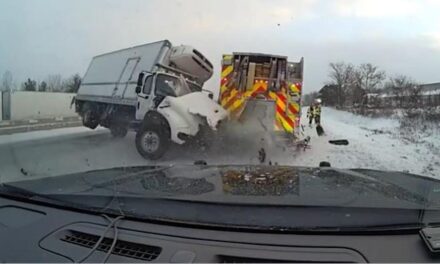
[136, 72, 145, 94]
[135, 86, 141, 94]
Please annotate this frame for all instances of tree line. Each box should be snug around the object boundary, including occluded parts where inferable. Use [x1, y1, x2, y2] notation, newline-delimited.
[1, 70, 81, 93]
[305, 62, 420, 108]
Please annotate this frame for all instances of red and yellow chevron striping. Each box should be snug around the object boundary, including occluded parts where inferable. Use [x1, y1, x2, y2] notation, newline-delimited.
[219, 64, 301, 134]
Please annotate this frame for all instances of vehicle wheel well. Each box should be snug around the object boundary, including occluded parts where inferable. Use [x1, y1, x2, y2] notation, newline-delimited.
[143, 111, 171, 134]
[77, 100, 101, 114]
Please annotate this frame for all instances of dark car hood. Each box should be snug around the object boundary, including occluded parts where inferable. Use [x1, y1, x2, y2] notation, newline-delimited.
[7, 165, 440, 210]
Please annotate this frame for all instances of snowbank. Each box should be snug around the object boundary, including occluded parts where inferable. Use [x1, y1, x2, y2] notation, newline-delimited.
[290, 107, 440, 178]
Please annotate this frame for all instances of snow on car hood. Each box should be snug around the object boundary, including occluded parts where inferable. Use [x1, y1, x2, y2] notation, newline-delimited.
[169, 92, 228, 130]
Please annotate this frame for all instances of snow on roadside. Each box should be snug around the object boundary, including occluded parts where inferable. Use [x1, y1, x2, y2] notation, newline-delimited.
[290, 107, 440, 179]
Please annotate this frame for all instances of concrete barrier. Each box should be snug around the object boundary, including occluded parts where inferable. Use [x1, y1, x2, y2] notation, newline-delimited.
[10, 91, 77, 120]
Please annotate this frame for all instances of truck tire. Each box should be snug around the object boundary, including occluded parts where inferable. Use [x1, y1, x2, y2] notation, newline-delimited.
[110, 126, 128, 138]
[135, 123, 170, 160]
[82, 103, 99, 129]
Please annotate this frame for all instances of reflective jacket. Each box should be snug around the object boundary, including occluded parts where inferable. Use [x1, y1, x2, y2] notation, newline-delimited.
[313, 105, 321, 116]
[307, 106, 314, 118]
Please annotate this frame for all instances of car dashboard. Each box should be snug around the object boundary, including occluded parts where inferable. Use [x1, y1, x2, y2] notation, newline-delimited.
[0, 196, 439, 263]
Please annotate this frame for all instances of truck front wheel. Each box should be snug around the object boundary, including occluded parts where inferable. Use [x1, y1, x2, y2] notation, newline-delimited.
[135, 123, 170, 160]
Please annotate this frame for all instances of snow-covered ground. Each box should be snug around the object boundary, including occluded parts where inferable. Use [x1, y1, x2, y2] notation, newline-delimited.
[291, 108, 440, 178]
[0, 107, 438, 183]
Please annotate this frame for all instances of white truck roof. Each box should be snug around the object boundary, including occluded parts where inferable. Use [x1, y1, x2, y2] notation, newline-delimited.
[77, 40, 172, 105]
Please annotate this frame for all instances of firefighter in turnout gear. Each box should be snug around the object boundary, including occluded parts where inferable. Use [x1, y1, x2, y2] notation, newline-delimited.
[313, 98, 322, 125]
[314, 98, 324, 136]
[307, 105, 315, 126]
[307, 98, 322, 126]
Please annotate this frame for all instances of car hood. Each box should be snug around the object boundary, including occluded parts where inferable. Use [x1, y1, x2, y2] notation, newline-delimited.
[8, 165, 440, 210]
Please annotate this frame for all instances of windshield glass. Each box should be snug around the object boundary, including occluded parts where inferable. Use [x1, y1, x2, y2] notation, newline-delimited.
[1, 0, 440, 230]
[187, 81, 202, 92]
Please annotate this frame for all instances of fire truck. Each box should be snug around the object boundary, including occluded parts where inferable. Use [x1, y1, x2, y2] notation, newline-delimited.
[219, 53, 304, 137]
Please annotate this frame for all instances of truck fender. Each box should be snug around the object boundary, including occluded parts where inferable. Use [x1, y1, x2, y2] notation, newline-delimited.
[156, 99, 202, 144]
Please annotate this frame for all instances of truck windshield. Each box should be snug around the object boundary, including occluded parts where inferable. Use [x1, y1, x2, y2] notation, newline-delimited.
[155, 74, 191, 97]
[187, 81, 202, 92]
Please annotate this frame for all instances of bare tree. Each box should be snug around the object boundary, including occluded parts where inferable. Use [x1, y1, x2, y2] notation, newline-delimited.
[355, 63, 386, 91]
[385, 75, 418, 108]
[386, 75, 415, 90]
[352, 63, 386, 105]
[45, 74, 62, 92]
[1, 70, 13, 92]
[328, 62, 355, 107]
[60, 79, 70, 92]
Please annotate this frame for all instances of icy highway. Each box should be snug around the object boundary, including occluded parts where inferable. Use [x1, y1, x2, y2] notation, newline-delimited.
[0, 108, 439, 183]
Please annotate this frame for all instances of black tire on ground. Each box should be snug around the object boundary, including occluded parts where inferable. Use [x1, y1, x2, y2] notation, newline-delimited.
[110, 126, 128, 138]
[135, 123, 170, 160]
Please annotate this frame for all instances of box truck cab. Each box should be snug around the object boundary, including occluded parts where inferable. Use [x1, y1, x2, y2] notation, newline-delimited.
[133, 71, 226, 159]
[74, 40, 227, 160]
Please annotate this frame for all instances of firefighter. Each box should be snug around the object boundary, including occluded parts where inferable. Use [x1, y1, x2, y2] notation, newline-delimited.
[307, 104, 315, 126]
[313, 98, 322, 125]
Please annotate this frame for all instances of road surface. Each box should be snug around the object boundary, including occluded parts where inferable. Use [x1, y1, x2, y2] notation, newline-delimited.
[0, 108, 439, 183]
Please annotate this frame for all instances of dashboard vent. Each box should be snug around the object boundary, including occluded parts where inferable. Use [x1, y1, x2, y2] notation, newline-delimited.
[61, 230, 161, 261]
[219, 255, 292, 263]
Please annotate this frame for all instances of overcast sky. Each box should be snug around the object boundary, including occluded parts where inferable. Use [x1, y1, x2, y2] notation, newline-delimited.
[1, 0, 440, 94]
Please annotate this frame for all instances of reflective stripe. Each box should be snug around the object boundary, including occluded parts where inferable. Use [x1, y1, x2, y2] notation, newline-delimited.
[221, 89, 238, 107]
[314, 106, 321, 115]
[220, 84, 228, 94]
[268, 91, 295, 133]
[251, 86, 266, 97]
[289, 102, 300, 114]
[223, 95, 240, 110]
[229, 98, 245, 114]
[223, 54, 233, 61]
[221, 65, 233, 78]
[276, 104, 294, 128]
[220, 65, 234, 98]
[275, 111, 294, 132]
[290, 84, 300, 93]
[219, 70, 300, 134]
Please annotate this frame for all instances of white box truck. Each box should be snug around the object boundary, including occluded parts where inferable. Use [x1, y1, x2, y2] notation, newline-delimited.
[74, 40, 228, 160]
